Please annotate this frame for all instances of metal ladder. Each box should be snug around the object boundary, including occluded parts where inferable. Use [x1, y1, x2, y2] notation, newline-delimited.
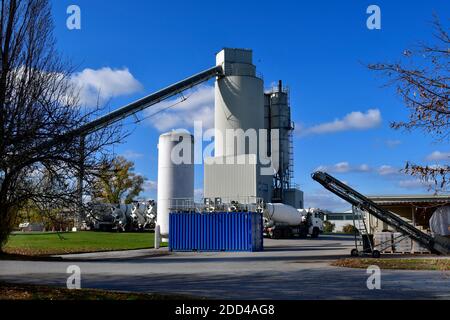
[288, 129, 294, 188]
[352, 206, 374, 255]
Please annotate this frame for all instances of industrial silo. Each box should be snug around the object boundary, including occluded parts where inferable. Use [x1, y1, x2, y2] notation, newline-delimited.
[204, 48, 272, 203]
[267, 81, 294, 202]
[214, 48, 265, 158]
[157, 131, 194, 241]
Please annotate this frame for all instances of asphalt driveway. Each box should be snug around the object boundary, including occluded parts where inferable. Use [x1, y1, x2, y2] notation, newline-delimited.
[1, 235, 449, 299]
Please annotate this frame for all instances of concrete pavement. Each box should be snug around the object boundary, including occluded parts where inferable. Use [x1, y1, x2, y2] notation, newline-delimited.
[0, 235, 449, 299]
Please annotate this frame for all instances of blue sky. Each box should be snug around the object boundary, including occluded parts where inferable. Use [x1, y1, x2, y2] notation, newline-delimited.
[51, 0, 449, 211]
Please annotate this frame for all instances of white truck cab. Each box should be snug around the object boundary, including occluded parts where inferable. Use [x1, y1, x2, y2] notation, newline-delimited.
[298, 208, 324, 238]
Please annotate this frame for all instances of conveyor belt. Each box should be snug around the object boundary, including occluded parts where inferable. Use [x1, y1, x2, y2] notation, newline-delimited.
[312, 171, 450, 255]
[36, 65, 223, 150]
[72, 65, 223, 136]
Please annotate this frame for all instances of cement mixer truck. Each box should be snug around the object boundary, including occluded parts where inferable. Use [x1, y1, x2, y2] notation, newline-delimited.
[131, 200, 157, 230]
[86, 202, 116, 231]
[86, 201, 157, 232]
[86, 203, 134, 232]
[263, 203, 324, 239]
[110, 204, 133, 232]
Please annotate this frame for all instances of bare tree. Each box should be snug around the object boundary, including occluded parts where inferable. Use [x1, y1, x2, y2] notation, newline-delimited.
[0, 0, 122, 250]
[368, 15, 449, 191]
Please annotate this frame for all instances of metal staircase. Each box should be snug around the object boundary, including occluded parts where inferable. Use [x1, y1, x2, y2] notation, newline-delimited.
[351, 207, 377, 256]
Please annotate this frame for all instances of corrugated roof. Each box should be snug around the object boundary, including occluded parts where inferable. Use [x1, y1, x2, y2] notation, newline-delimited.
[368, 194, 450, 205]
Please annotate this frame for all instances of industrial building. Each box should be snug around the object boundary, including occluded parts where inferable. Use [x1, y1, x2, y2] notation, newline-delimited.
[325, 195, 450, 234]
[366, 195, 450, 234]
[324, 211, 358, 232]
[62, 46, 448, 255]
[156, 48, 307, 246]
[62, 47, 311, 248]
[152, 48, 449, 255]
[204, 48, 303, 208]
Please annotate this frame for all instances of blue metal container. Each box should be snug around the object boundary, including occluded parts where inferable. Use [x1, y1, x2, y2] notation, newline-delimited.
[169, 212, 263, 252]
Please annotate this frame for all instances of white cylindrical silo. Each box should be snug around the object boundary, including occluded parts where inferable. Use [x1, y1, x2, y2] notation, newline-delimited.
[214, 48, 265, 159]
[157, 131, 194, 241]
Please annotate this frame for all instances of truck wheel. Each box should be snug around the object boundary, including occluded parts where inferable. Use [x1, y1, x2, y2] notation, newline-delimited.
[351, 249, 359, 257]
[372, 250, 381, 258]
[311, 228, 320, 238]
[284, 229, 292, 239]
[273, 229, 282, 239]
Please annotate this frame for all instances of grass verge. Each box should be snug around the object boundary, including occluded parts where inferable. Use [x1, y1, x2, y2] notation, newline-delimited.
[3, 231, 166, 256]
[0, 282, 198, 300]
[332, 258, 450, 271]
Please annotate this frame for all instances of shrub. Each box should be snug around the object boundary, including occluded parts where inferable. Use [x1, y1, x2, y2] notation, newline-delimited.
[323, 221, 335, 233]
[342, 224, 359, 234]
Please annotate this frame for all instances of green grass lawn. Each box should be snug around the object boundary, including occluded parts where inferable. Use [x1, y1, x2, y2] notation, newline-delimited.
[3, 231, 165, 256]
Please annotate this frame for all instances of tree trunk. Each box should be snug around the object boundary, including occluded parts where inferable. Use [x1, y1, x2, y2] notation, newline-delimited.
[0, 205, 16, 251]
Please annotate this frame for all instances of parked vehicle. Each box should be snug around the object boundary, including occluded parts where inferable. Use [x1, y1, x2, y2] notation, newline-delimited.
[131, 200, 157, 230]
[263, 203, 324, 239]
[86, 201, 157, 232]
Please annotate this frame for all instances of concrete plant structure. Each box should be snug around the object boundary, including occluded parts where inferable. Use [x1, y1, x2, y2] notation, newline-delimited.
[204, 48, 304, 208]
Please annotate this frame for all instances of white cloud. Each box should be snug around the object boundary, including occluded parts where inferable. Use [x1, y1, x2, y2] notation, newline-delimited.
[304, 189, 350, 211]
[299, 109, 382, 136]
[71, 67, 143, 107]
[316, 162, 349, 173]
[398, 179, 431, 190]
[315, 163, 410, 179]
[377, 165, 400, 176]
[145, 85, 214, 132]
[358, 164, 371, 172]
[385, 139, 401, 148]
[315, 162, 371, 174]
[143, 180, 157, 192]
[426, 151, 450, 162]
[121, 150, 144, 160]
